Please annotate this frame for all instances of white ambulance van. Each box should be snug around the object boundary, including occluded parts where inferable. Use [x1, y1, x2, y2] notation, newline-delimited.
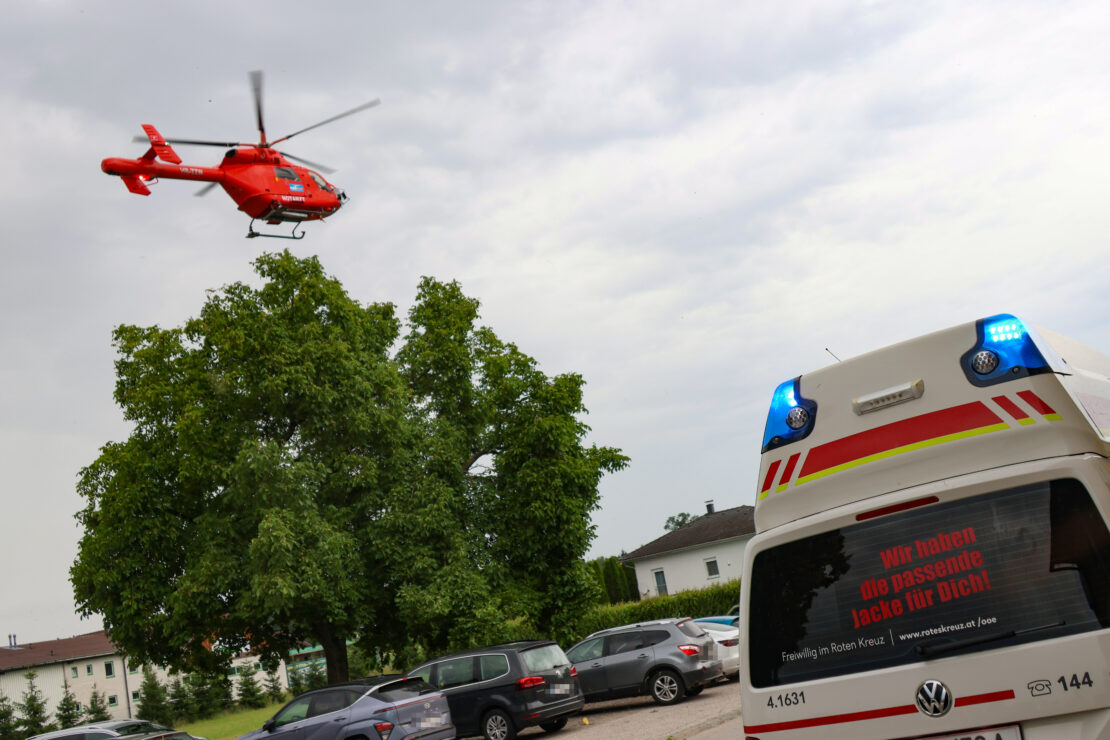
[740, 314, 1110, 739]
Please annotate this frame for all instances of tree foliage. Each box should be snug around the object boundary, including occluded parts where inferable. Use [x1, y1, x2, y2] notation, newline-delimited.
[72, 251, 625, 682]
[16, 672, 53, 738]
[235, 664, 266, 709]
[664, 512, 697, 532]
[586, 556, 639, 604]
[83, 688, 110, 723]
[0, 692, 19, 740]
[136, 667, 172, 726]
[53, 679, 82, 730]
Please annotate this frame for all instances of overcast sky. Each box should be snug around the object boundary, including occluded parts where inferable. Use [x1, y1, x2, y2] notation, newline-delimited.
[3, 0, 1110, 644]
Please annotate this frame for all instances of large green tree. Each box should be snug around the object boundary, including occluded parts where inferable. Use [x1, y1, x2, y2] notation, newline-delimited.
[72, 251, 625, 682]
[72, 252, 410, 683]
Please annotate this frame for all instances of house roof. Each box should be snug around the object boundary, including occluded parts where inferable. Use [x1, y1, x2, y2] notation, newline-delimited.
[621, 505, 755, 561]
[0, 630, 117, 673]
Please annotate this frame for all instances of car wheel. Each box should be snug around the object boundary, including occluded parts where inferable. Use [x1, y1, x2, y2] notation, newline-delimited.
[539, 717, 568, 733]
[482, 708, 517, 740]
[649, 669, 686, 705]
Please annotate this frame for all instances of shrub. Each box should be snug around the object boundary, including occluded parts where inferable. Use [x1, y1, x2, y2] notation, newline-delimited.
[567, 579, 740, 645]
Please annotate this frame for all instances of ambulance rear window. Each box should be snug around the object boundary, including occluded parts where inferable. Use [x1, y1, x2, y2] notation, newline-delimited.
[748, 478, 1110, 688]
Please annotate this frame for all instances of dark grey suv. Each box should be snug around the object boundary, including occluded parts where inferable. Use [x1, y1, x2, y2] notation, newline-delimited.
[565, 617, 722, 705]
[408, 641, 583, 740]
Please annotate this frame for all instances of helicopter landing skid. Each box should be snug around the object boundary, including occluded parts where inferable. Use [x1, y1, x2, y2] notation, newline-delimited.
[246, 220, 306, 240]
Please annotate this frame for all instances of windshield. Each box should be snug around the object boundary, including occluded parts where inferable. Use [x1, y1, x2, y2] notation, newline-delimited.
[748, 478, 1110, 688]
[521, 644, 570, 672]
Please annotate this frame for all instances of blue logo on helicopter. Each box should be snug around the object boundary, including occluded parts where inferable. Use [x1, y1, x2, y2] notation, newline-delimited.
[289, 183, 305, 193]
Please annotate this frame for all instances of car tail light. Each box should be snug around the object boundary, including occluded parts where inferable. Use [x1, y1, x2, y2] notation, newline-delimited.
[677, 644, 700, 656]
[372, 721, 393, 740]
[569, 666, 578, 677]
[718, 638, 739, 647]
[517, 676, 546, 690]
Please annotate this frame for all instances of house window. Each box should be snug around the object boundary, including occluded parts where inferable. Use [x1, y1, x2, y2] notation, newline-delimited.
[71, 667, 78, 679]
[104, 661, 115, 678]
[129, 662, 139, 674]
[108, 695, 118, 707]
[653, 569, 668, 596]
[705, 558, 720, 578]
[86, 664, 94, 676]
[131, 691, 140, 702]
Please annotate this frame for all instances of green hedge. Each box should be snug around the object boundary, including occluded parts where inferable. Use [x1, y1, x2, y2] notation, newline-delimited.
[566, 579, 740, 646]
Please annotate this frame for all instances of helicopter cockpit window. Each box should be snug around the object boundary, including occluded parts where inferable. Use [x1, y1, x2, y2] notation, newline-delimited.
[307, 171, 333, 193]
[273, 166, 300, 181]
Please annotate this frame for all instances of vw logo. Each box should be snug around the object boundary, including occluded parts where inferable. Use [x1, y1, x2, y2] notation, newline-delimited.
[915, 679, 953, 717]
[423, 702, 431, 709]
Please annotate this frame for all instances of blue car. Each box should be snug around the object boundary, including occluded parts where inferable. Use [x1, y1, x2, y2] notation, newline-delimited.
[695, 615, 739, 627]
[237, 675, 454, 740]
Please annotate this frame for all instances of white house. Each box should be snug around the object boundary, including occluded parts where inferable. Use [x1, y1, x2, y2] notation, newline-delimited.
[622, 502, 754, 599]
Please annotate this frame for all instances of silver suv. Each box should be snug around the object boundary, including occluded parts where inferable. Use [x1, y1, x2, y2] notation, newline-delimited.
[565, 618, 722, 705]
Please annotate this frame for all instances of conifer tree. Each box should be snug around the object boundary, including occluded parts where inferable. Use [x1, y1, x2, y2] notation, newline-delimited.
[16, 671, 54, 738]
[0, 692, 19, 740]
[264, 672, 284, 704]
[84, 688, 111, 723]
[54, 679, 83, 729]
[166, 677, 191, 722]
[235, 664, 266, 709]
[136, 667, 172, 726]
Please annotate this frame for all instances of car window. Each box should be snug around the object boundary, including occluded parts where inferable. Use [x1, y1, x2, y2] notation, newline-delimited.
[86, 734, 114, 740]
[271, 694, 313, 727]
[521, 645, 569, 672]
[307, 689, 359, 717]
[113, 725, 144, 736]
[409, 664, 432, 683]
[605, 631, 647, 655]
[479, 654, 509, 680]
[676, 619, 707, 638]
[641, 629, 670, 647]
[375, 678, 434, 702]
[436, 656, 476, 688]
[566, 637, 603, 663]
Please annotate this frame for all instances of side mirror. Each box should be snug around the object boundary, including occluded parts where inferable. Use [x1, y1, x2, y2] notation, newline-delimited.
[262, 719, 275, 732]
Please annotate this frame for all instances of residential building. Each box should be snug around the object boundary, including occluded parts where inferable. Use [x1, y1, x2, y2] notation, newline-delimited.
[0, 631, 290, 721]
[621, 501, 754, 599]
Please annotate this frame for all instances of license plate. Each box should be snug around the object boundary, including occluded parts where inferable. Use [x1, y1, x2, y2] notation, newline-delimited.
[550, 682, 571, 695]
[915, 725, 1021, 740]
[417, 716, 444, 728]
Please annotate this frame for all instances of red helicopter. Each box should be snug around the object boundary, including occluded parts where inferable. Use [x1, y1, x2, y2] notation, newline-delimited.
[101, 71, 379, 239]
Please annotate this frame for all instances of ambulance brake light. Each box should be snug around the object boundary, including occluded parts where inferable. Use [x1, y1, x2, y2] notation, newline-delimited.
[960, 313, 1052, 387]
[762, 377, 817, 453]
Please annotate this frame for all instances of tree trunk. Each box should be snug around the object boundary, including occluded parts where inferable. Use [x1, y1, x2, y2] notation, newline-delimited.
[315, 625, 350, 684]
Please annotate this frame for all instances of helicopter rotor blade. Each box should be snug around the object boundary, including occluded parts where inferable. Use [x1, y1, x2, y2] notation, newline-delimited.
[194, 182, 220, 197]
[277, 151, 336, 174]
[250, 70, 267, 145]
[268, 98, 380, 147]
[132, 135, 245, 148]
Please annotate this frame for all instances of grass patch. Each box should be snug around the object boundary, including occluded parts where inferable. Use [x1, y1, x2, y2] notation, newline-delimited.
[178, 703, 280, 740]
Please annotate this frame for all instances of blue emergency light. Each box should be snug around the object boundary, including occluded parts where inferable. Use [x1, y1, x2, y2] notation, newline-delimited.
[762, 377, 817, 453]
[960, 313, 1052, 387]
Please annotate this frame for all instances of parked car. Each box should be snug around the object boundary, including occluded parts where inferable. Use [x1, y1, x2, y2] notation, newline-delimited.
[565, 617, 723, 706]
[236, 675, 453, 740]
[29, 721, 207, 740]
[693, 619, 740, 679]
[408, 640, 583, 740]
[694, 614, 739, 627]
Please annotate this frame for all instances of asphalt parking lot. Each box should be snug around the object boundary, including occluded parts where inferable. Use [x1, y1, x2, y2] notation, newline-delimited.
[514, 680, 742, 740]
